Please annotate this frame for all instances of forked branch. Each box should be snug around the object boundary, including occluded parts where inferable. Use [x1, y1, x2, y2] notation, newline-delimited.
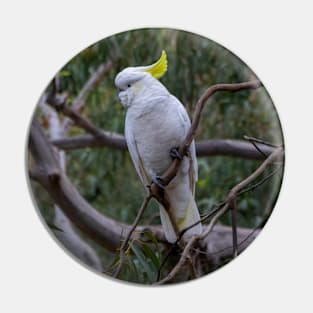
[155, 147, 283, 285]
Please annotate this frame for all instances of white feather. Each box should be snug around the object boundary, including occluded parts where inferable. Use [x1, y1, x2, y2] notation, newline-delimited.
[117, 67, 202, 243]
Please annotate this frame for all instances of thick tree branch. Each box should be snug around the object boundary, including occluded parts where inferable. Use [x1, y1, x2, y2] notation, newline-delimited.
[29, 120, 61, 181]
[39, 99, 103, 271]
[51, 135, 274, 160]
[52, 133, 127, 151]
[28, 119, 260, 256]
[196, 139, 274, 159]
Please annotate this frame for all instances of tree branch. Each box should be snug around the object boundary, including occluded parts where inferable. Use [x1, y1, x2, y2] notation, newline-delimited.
[39, 98, 104, 271]
[155, 147, 283, 284]
[47, 94, 130, 151]
[62, 61, 113, 131]
[28, 119, 261, 257]
[52, 133, 127, 151]
[29, 119, 131, 250]
[51, 135, 275, 160]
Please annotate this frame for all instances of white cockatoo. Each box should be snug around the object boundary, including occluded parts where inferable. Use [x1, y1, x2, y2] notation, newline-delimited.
[115, 51, 202, 243]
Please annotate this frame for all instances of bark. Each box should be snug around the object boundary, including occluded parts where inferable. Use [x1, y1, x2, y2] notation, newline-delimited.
[29, 119, 260, 255]
[52, 135, 274, 160]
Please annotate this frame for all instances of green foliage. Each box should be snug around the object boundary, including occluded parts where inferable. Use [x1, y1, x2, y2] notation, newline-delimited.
[31, 28, 284, 284]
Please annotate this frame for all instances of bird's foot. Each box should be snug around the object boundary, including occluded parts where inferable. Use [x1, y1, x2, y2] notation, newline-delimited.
[152, 175, 166, 190]
[170, 147, 184, 160]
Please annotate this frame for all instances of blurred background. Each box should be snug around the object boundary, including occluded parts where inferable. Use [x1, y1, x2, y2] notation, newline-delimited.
[29, 28, 284, 284]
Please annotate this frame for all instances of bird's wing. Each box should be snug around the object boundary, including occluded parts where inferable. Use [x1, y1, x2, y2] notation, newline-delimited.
[125, 119, 149, 186]
[171, 96, 198, 194]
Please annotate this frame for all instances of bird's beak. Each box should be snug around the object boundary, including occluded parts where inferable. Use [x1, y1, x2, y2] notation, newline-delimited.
[118, 90, 128, 108]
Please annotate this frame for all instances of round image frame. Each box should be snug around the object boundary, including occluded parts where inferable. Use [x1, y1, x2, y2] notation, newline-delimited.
[26, 27, 285, 286]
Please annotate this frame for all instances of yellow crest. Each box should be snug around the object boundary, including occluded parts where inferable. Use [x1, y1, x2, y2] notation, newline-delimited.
[144, 50, 168, 79]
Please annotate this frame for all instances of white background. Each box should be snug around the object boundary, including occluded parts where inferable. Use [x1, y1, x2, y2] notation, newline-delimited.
[1, 1, 312, 312]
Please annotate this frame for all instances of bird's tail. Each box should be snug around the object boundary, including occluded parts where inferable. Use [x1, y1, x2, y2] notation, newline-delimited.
[159, 191, 202, 243]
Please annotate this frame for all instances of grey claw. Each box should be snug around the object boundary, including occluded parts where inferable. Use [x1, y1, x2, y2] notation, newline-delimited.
[170, 147, 183, 160]
[152, 176, 165, 190]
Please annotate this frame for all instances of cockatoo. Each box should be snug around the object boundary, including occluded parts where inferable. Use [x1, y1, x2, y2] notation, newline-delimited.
[115, 51, 202, 243]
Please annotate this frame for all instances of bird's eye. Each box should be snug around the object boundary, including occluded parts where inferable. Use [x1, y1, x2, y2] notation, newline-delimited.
[127, 84, 131, 88]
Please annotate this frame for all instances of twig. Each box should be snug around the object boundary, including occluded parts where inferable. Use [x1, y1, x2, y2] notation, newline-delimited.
[112, 194, 152, 278]
[238, 164, 283, 196]
[243, 135, 281, 148]
[201, 164, 284, 258]
[230, 198, 238, 257]
[245, 137, 268, 159]
[155, 203, 229, 285]
[178, 156, 279, 240]
[156, 243, 180, 282]
[176, 201, 226, 242]
[144, 212, 160, 225]
[62, 61, 113, 131]
[46, 93, 129, 150]
[194, 217, 262, 257]
[227, 148, 283, 198]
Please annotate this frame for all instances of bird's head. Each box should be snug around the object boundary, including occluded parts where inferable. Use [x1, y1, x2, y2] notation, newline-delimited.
[115, 50, 168, 108]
